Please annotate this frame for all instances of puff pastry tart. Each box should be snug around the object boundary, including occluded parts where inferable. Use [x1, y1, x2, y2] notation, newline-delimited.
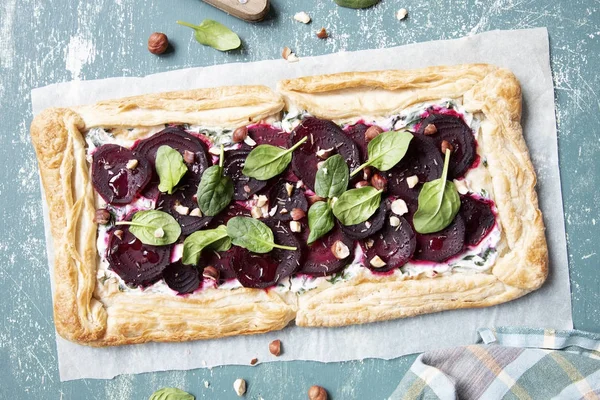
[30, 64, 547, 346]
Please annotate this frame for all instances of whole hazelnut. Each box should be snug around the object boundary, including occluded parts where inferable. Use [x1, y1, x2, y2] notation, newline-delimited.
[355, 180, 370, 188]
[307, 194, 325, 205]
[423, 123, 437, 135]
[291, 208, 306, 221]
[148, 32, 169, 55]
[441, 140, 454, 154]
[308, 385, 328, 400]
[364, 125, 384, 142]
[233, 126, 248, 143]
[203, 266, 220, 282]
[370, 173, 388, 192]
[269, 339, 282, 356]
[94, 209, 111, 225]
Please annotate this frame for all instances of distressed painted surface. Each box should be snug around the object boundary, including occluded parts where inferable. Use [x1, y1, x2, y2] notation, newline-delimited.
[0, 0, 598, 398]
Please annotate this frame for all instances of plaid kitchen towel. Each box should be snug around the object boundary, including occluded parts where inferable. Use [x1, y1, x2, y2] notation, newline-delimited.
[390, 327, 600, 400]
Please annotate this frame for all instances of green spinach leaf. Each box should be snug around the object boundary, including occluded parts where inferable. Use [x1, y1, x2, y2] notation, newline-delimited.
[242, 136, 307, 180]
[149, 387, 195, 400]
[156, 145, 188, 194]
[177, 20, 241, 51]
[332, 186, 382, 226]
[182, 225, 231, 265]
[314, 154, 349, 199]
[351, 130, 413, 177]
[226, 217, 297, 253]
[115, 210, 181, 246]
[334, 0, 380, 9]
[307, 201, 335, 244]
[197, 146, 233, 216]
[413, 149, 460, 234]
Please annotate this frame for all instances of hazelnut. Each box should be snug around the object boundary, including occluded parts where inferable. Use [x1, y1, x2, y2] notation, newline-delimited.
[364, 125, 384, 142]
[114, 229, 124, 240]
[290, 220, 302, 232]
[355, 180, 370, 188]
[370, 255, 387, 268]
[243, 185, 252, 194]
[256, 195, 268, 208]
[307, 194, 325, 205]
[282, 46, 292, 59]
[203, 266, 220, 281]
[331, 240, 350, 260]
[126, 159, 138, 169]
[370, 173, 388, 192]
[406, 175, 419, 189]
[250, 358, 258, 365]
[308, 385, 328, 400]
[391, 199, 408, 216]
[316, 147, 334, 159]
[316, 27, 328, 39]
[251, 206, 263, 219]
[291, 208, 306, 221]
[285, 183, 294, 197]
[269, 339, 281, 356]
[389, 216, 401, 227]
[294, 11, 311, 24]
[423, 123, 437, 135]
[233, 126, 248, 143]
[94, 209, 111, 225]
[233, 378, 246, 397]
[396, 8, 408, 20]
[244, 135, 257, 147]
[189, 208, 203, 217]
[363, 166, 373, 181]
[183, 150, 195, 164]
[441, 140, 454, 154]
[148, 32, 169, 55]
[208, 147, 222, 156]
[174, 204, 190, 215]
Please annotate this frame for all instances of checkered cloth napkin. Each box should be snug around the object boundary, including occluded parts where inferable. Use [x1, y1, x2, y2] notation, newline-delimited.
[390, 327, 600, 399]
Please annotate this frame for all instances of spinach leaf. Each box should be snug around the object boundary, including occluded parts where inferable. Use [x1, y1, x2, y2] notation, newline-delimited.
[226, 217, 297, 253]
[334, 0, 380, 9]
[413, 150, 460, 234]
[314, 154, 349, 199]
[332, 186, 382, 226]
[242, 136, 307, 180]
[177, 20, 241, 51]
[115, 210, 181, 246]
[156, 145, 188, 194]
[307, 201, 335, 244]
[182, 225, 231, 265]
[350, 130, 413, 177]
[197, 146, 233, 216]
[149, 387, 194, 400]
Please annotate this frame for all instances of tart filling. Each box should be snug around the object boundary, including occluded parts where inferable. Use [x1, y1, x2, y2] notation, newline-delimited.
[88, 100, 500, 296]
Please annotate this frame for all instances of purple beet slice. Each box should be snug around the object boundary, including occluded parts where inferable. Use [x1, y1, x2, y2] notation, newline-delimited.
[163, 262, 201, 294]
[208, 202, 251, 228]
[417, 114, 476, 179]
[106, 227, 171, 287]
[289, 117, 361, 190]
[91, 144, 152, 205]
[223, 150, 267, 200]
[239, 124, 290, 151]
[156, 186, 212, 235]
[232, 220, 303, 288]
[198, 247, 237, 282]
[298, 226, 354, 277]
[459, 195, 496, 246]
[268, 180, 308, 221]
[385, 133, 443, 200]
[364, 215, 416, 272]
[340, 200, 386, 240]
[413, 214, 466, 262]
[343, 123, 369, 162]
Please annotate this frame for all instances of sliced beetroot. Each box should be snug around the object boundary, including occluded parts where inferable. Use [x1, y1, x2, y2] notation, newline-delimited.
[268, 180, 308, 221]
[223, 150, 267, 200]
[343, 123, 369, 162]
[385, 133, 443, 200]
[232, 220, 303, 288]
[298, 226, 354, 277]
[289, 117, 361, 190]
[413, 214, 466, 262]
[459, 196, 496, 246]
[417, 114, 476, 179]
[340, 200, 386, 240]
[106, 227, 171, 287]
[163, 262, 201, 294]
[91, 144, 152, 205]
[156, 187, 212, 235]
[239, 125, 290, 151]
[198, 247, 237, 282]
[208, 202, 251, 229]
[364, 215, 416, 272]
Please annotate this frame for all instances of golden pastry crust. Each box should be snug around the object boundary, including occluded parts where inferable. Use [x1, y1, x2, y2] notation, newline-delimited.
[31, 66, 547, 345]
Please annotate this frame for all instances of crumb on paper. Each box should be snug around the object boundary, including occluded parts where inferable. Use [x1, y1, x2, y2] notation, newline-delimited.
[281, 47, 300, 62]
[204, 380, 210, 388]
[396, 8, 408, 20]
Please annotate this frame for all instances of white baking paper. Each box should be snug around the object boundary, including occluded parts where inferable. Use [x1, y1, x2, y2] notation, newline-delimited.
[31, 27, 573, 381]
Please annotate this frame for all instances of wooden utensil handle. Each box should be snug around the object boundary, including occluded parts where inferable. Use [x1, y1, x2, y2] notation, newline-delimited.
[203, 0, 270, 22]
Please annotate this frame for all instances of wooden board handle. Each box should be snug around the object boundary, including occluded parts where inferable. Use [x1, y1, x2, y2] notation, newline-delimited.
[203, 0, 270, 22]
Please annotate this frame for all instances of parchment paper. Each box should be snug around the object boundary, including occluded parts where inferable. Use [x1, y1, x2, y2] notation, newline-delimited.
[31, 28, 573, 381]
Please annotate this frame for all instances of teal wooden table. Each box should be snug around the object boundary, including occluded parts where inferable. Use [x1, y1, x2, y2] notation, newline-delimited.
[2, 1, 599, 398]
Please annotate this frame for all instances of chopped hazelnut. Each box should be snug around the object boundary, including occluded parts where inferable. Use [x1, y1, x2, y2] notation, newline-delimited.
[423, 123, 437, 135]
[282, 46, 292, 59]
[316, 27, 328, 39]
[174, 204, 190, 215]
[296, 180, 304, 188]
[244, 135, 257, 147]
[256, 195, 268, 208]
[189, 208, 202, 217]
[94, 209, 111, 225]
[269, 339, 282, 356]
[441, 140, 454, 154]
[355, 180, 370, 188]
[203, 266, 220, 281]
[406, 175, 419, 189]
[114, 229, 124, 240]
[365, 221, 372, 229]
[364, 125, 384, 142]
[153, 227, 165, 238]
[251, 206, 263, 219]
[364, 239, 374, 249]
[389, 216, 401, 227]
[370, 173, 388, 192]
[331, 240, 350, 260]
[208, 147, 222, 156]
[250, 358, 258, 365]
[316, 147, 334, 159]
[307, 194, 324, 205]
[286, 53, 299, 63]
[269, 206, 278, 217]
[290, 220, 302, 233]
[280, 208, 289, 214]
[454, 179, 469, 195]
[285, 183, 294, 197]
[370, 255, 387, 268]
[243, 185, 252, 194]
[308, 385, 328, 400]
[125, 159, 138, 169]
[233, 378, 246, 397]
[291, 208, 306, 221]
[391, 199, 408, 216]
[363, 166, 373, 181]
[183, 150, 195, 164]
[294, 11, 311, 24]
[396, 8, 408, 20]
[233, 126, 248, 143]
[148, 32, 169, 55]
